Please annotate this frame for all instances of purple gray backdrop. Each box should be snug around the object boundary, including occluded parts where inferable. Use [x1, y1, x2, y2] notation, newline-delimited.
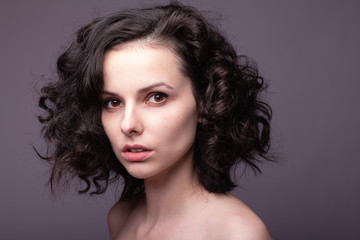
[1, 0, 359, 239]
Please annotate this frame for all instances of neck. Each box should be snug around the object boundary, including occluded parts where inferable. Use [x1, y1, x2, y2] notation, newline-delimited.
[141, 154, 206, 223]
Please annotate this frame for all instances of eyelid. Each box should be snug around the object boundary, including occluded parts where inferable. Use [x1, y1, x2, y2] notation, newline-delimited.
[103, 97, 123, 109]
[146, 92, 168, 104]
[101, 91, 168, 109]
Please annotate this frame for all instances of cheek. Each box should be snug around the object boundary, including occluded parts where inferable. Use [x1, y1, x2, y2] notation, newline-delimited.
[101, 113, 116, 140]
[101, 113, 108, 133]
[155, 104, 198, 145]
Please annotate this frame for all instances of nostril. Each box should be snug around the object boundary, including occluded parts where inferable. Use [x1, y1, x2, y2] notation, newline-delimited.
[123, 128, 139, 137]
[129, 129, 137, 134]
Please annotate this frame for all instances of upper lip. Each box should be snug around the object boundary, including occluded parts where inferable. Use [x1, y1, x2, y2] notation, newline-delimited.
[121, 144, 152, 152]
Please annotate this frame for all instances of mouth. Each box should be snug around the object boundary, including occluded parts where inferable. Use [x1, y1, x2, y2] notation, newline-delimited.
[122, 144, 151, 152]
[126, 149, 147, 152]
[121, 144, 152, 161]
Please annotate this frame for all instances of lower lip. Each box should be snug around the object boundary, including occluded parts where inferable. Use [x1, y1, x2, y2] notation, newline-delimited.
[122, 151, 153, 162]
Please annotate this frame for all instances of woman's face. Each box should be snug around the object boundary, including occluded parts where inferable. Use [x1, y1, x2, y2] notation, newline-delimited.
[101, 43, 199, 180]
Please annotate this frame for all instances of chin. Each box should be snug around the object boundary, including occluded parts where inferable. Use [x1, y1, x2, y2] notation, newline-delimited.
[124, 165, 156, 180]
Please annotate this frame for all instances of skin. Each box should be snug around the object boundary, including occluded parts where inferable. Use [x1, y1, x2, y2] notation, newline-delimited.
[101, 43, 273, 240]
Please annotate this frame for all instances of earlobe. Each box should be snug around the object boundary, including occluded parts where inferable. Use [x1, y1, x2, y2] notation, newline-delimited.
[197, 113, 204, 124]
[197, 100, 205, 123]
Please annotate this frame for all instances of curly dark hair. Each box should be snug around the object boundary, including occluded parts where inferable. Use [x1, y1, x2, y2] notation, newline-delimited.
[38, 3, 272, 200]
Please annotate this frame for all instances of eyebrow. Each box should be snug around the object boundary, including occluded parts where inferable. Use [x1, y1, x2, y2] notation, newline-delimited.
[137, 82, 174, 93]
[101, 82, 174, 96]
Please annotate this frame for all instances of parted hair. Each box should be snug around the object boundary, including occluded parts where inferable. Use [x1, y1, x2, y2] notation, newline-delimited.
[38, 3, 272, 200]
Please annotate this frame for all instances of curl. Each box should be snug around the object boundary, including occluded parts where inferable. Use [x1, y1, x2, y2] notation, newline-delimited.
[37, 2, 273, 198]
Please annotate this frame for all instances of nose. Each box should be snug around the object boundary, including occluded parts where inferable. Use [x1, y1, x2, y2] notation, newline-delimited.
[120, 104, 143, 137]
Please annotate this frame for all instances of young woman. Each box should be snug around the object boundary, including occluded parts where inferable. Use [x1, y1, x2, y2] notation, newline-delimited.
[38, 3, 273, 239]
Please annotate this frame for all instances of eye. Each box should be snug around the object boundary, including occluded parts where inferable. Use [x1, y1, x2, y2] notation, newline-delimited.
[104, 99, 122, 109]
[147, 93, 168, 104]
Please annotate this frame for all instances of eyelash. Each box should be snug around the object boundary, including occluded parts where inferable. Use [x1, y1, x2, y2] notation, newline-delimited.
[103, 98, 122, 109]
[102, 92, 168, 109]
[147, 92, 168, 104]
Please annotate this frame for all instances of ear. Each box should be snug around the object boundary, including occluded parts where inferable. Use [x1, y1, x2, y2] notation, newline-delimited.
[197, 99, 204, 123]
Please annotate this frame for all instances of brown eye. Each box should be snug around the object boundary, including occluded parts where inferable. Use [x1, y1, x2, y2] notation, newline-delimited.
[110, 99, 120, 107]
[148, 93, 167, 104]
[104, 99, 122, 109]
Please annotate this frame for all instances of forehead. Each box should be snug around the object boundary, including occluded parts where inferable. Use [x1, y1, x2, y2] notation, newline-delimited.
[105, 42, 181, 68]
[102, 43, 189, 90]
[109, 40, 182, 64]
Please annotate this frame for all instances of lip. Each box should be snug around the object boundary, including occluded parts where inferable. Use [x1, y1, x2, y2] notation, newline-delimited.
[121, 144, 153, 162]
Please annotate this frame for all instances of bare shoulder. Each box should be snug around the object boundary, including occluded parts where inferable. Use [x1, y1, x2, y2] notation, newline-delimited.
[107, 199, 136, 240]
[206, 193, 273, 240]
[221, 212, 273, 240]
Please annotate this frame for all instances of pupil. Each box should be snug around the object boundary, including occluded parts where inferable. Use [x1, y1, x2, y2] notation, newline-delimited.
[155, 94, 163, 101]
